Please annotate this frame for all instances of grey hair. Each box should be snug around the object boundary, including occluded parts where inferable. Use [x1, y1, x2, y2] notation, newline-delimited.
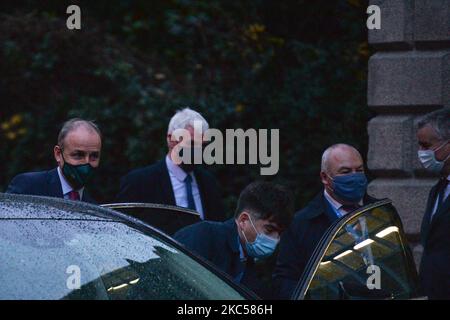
[417, 108, 450, 141]
[57, 118, 102, 148]
[167, 107, 209, 134]
[321, 143, 360, 173]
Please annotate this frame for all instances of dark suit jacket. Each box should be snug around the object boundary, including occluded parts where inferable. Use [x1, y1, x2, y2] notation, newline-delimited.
[5, 168, 96, 204]
[174, 218, 269, 298]
[419, 178, 450, 300]
[272, 191, 378, 299]
[115, 159, 225, 221]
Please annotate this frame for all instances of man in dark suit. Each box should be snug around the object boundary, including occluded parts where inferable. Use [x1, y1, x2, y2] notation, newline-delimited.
[416, 108, 450, 300]
[174, 181, 294, 298]
[6, 118, 101, 204]
[273, 143, 378, 299]
[116, 108, 224, 221]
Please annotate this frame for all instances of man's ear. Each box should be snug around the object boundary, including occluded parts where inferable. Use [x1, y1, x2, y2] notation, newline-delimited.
[237, 211, 249, 227]
[54, 145, 62, 166]
[167, 134, 173, 147]
[320, 171, 329, 186]
[167, 133, 182, 149]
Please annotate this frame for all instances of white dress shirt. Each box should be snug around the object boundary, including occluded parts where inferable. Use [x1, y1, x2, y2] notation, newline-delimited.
[165, 155, 204, 219]
[431, 174, 450, 219]
[57, 167, 84, 200]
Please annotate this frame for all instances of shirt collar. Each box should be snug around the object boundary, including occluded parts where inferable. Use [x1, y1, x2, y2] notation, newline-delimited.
[57, 166, 84, 197]
[323, 189, 363, 211]
[165, 154, 190, 182]
[323, 189, 344, 211]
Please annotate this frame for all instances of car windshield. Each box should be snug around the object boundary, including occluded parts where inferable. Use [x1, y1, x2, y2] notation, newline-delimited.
[0, 218, 245, 300]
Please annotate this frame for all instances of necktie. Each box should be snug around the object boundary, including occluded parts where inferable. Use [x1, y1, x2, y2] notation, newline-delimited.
[68, 190, 80, 201]
[432, 178, 449, 219]
[184, 174, 197, 211]
[342, 204, 360, 214]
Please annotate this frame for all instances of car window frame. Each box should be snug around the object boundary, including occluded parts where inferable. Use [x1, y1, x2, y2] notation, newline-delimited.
[101, 202, 201, 218]
[291, 199, 419, 300]
[100, 202, 259, 299]
[101, 202, 202, 235]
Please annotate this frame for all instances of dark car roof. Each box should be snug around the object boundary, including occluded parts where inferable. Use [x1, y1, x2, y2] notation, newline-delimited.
[0, 193, 128, 221]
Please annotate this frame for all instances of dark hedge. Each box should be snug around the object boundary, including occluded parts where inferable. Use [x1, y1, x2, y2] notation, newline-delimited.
[0, 0, 372, 216]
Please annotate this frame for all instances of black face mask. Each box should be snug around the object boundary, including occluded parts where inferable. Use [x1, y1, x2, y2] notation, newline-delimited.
[60, 152, 96, 189]
[178, 145, 203, 172]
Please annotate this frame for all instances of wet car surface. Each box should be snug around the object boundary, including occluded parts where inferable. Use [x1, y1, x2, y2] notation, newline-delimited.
[0, 193, 255, 300]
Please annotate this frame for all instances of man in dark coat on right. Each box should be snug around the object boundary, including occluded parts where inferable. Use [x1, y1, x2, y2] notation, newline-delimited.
[416, 108, 450, 300]
[273, 143, 378, 299]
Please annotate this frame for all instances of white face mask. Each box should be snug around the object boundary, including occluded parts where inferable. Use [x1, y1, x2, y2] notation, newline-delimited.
[418, 141, 450, 173]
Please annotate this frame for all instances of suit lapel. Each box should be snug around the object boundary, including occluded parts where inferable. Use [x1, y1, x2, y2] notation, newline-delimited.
[303, 193, 335, 221]
[81, 190, 97, 204]
[224, 219, 243, 278]
[421, 182, 441, 245]
[159, 159, 176, 205]
[428, 193, 450, 230]
[193, 168, 207, 217]
[48, 167, 97, 204]
[322, 195, 340, 223]
[47, 168, 64, 198]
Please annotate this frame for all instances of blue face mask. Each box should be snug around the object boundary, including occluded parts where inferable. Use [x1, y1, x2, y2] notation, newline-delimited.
[241, 215, 279, 259]
[329, 172, 368, 203]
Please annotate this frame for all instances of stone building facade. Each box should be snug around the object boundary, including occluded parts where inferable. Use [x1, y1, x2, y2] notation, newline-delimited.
[367, 0, 449, 267]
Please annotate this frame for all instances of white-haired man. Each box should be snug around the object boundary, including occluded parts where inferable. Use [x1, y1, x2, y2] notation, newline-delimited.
[116, 108, 225, 221]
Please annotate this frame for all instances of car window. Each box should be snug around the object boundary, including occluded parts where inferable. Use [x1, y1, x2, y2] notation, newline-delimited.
[295, 201, 419, 300]
[0, 219, 245, 300]
[102, 203, 201, 236]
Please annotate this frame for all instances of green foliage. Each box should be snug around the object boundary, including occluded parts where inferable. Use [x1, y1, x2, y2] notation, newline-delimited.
[0, 0, 371, 215]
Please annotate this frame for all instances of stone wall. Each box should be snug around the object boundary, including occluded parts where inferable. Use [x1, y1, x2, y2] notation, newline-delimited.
[367, 0, 450, 268]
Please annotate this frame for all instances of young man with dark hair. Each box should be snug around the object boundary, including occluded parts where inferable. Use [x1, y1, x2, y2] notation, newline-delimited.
[174, 181, 294, 298]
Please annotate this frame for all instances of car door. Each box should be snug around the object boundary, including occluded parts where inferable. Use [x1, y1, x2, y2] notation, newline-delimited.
[101, 203, 201, 236]
[292, 199, 420, 300]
